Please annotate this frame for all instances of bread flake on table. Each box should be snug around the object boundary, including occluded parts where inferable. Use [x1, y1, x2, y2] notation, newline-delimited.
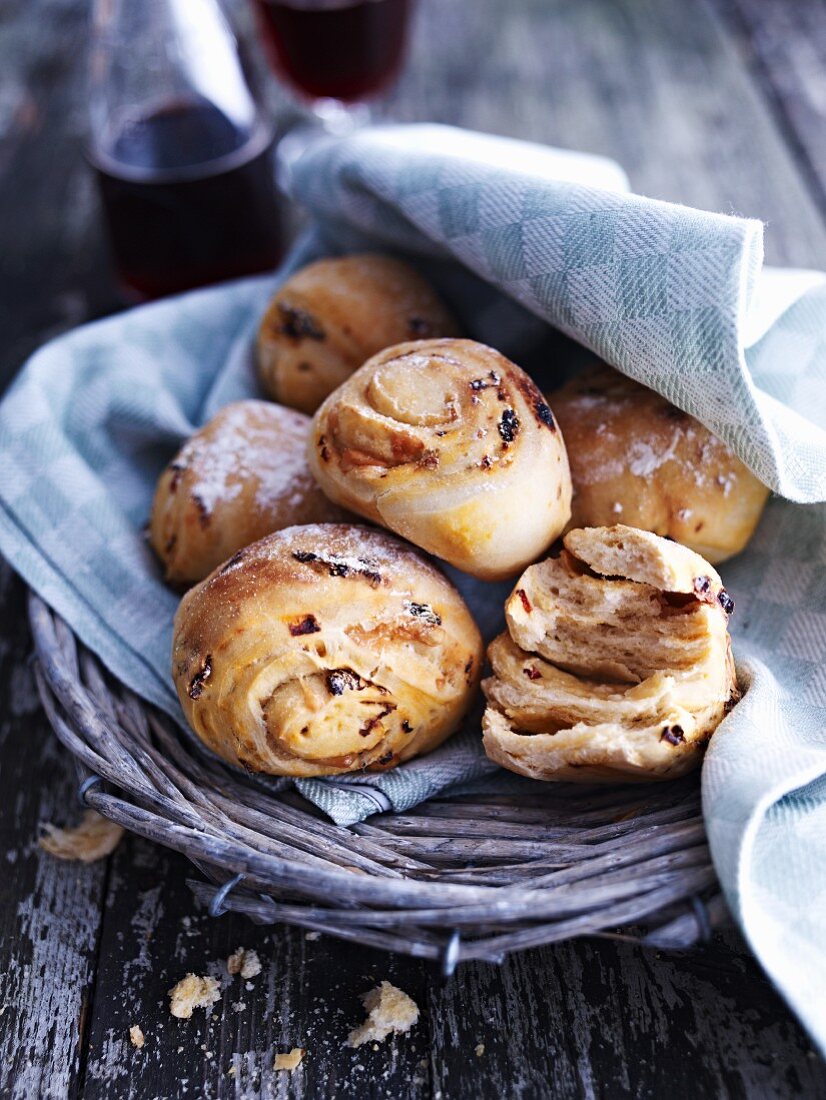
[168, 973, 221, 1019]
[226, 946, 262, 979]
[274, 1047, 305, 1071]
[347, 981, 419, 1047]
[38, 809, 123, 862]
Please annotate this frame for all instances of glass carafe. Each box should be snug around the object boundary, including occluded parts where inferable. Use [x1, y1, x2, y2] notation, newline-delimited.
[88, 0, 283, 301]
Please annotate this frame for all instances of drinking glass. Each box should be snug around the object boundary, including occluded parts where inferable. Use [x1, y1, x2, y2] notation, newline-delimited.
[251, 0, 415, 177]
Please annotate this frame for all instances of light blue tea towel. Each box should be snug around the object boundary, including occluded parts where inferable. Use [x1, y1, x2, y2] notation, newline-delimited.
[0, 124, 825, 1051]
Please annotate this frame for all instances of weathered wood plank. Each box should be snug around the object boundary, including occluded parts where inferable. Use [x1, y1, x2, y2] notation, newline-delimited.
[82, 834, 431, 1099]
[712, 0, 826, 217]
[386, 0, 826, 267]
[0, 5, 121, 1091]
[0, 568, 108, 1099]
[429, 934, 826, 1099]
[0, 0, 124, 393]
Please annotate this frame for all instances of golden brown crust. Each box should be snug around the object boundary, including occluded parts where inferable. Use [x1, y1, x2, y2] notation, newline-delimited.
[482, 525, 739, 782]
[172, 524, 484, 777]
[257, 254, 459, 414]
[149, 401, 344, 586]
[308, 338, 572, 580]
[548, 366, 770, 563]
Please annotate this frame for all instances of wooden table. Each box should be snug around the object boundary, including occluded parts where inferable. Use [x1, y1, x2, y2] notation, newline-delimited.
[1, 0, 826, 1095]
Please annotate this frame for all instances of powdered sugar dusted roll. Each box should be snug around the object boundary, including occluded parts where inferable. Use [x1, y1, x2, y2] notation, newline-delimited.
[149, 400, 344, 586]
[549, 366, 770, 562]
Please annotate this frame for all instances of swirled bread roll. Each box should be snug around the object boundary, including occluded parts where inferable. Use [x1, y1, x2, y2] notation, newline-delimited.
[308, 338, 572, 580]
[257, 254, 459, 414]
[482, 525, 738, 782]
[549, 366, 770, 563]
[150, 401, 344, 586]
[172, 524, 484, 777]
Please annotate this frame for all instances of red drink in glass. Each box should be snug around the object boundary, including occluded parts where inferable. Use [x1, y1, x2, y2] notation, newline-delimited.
[253, 0, 412, 103]
[91, 99, 282, 301]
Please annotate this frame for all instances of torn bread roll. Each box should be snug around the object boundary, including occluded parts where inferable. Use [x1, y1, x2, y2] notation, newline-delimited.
[308, 338, 572, 580]
[257, 254, 459, 414]
[149, 401, 344, 586]
[482, 525, 739, 782]
[548, 366, 770, 563]
[173, 524, 484, 777]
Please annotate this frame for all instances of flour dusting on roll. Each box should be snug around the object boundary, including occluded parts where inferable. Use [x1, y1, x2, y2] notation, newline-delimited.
[150, 400, 344, 586]
[549, 366, 770, 562]
[482, 525, 739, 782]
[172, 524, 484, 777]
[309, 338, 572, 580]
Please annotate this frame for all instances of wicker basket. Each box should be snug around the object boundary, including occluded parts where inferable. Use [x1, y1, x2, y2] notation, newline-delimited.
[29, 590, 726, 972]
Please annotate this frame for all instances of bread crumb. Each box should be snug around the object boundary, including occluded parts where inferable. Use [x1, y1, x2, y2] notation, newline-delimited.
[475, 1042, 485, 1057]
[241, 952, 261, 979]
[227, 947, 262, 979]
[274, 1048, 304, 1071]
[168, 974, 221, 1019]
[129, 1025, 145, 1049]
[347, 981, 419, 1047]
[227, 1065, 236, 1077]
[39, 810, 123, 863]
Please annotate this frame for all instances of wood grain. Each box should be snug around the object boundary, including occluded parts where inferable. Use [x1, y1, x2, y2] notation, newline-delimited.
[0, 567, 107, 1098]
[2, 0, 826, 1095]
[0, 0, 122, 393]
[712, 0, 826, 218]
[429, 935, 826, 1099]
[78, 832, 826, 1100]
[386, 0, 826, 267]
[82, 834, 431, 1100]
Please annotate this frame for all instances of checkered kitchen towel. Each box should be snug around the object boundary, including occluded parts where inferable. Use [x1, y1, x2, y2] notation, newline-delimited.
[1, 124, 825, 1051]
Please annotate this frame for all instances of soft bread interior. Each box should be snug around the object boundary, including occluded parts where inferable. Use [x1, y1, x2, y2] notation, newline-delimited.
[483, 525, 738, 782]
[482, 706, 706, 782]
[484, 631, 731, 736]
[563, 524, 722, 594]
[505, 552, 722, 683]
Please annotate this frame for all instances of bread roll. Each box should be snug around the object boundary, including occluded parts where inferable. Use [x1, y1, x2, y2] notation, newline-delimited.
[308, 338, 572, 580]
[257, 254, 459, 414]
[172, 524, 484, 777]
[482, 525, 738, 782]
[549, 366, 770, 563]
[150, 401, 343, 586]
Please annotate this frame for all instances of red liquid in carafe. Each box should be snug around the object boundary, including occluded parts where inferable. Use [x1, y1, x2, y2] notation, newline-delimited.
[254, 0, 411, 103]
[91, 99, 282, 300]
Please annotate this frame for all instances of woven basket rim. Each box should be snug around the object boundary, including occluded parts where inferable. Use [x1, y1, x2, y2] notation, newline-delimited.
[28, 588, 725, 967]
